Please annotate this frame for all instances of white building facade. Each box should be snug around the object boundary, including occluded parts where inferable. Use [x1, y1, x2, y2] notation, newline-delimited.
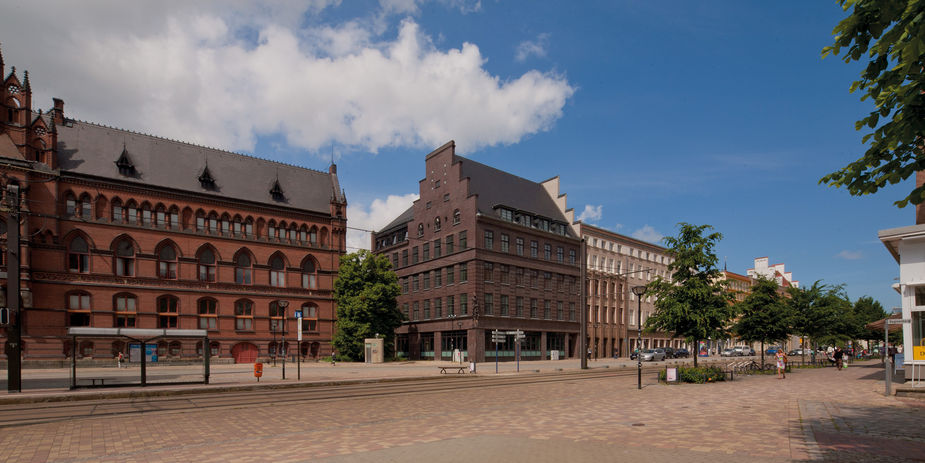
[878, 224, 925, 380]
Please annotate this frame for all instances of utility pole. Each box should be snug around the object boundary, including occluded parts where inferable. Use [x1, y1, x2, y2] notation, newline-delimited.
[5, 184, 21, 393]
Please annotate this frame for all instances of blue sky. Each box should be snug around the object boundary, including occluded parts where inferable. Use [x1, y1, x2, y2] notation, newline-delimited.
[1, 1, 908, 309]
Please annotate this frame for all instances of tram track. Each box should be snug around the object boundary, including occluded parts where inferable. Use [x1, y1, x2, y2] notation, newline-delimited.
[0, 365, 663, 427]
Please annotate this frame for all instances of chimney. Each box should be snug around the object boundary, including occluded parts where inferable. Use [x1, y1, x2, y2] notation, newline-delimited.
[53, 98, 64, 125]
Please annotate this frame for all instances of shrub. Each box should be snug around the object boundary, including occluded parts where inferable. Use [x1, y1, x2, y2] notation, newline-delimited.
[660, 365, 726, 384]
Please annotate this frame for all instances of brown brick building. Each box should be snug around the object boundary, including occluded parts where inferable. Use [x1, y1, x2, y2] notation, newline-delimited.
[0, 49, 347, 363]
[372, 141, 582, 362]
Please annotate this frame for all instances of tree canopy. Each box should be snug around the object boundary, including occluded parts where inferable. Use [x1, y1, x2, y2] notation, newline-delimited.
[734, 277, 791, 366]
[332, 250, 402, 361]
[820, 0, 925, 207]
[645, 223, 733, 366]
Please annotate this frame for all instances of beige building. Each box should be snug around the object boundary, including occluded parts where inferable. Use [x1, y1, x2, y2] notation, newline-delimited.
[579, 223, 684, 358]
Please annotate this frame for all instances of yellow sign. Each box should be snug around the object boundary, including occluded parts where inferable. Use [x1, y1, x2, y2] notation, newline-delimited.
[914, 346, 925, 361]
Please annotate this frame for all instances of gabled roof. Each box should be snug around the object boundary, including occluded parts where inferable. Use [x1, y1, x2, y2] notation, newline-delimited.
[377, 205, 415, 234]
[56, 120, 344, 213]
[0, 133, 24, 160]
[458, 157, 572, 231]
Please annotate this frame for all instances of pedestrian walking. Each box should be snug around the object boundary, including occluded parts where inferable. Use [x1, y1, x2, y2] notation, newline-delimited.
[834, 347, 844, 370]
[117, 351, 124, 368]
[776, 349, 787, 379]
[331, 351, 336, 366]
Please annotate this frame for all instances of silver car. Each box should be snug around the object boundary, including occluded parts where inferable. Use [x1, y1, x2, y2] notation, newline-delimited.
[639, 348, 666, 362]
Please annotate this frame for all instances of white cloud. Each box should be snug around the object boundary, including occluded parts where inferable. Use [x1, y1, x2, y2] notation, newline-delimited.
[1, 3, 571, 157]
[346, 193, 419, 251]
[631, 225, 663, 244]
[835, 250, 863, 260]
[577, 204, 603, 222]
[515, 33, 550, 62]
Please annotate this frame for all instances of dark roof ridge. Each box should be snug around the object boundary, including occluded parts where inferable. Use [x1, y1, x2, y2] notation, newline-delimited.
[458, 154, 544, 186]
[67, 118, 329, 175]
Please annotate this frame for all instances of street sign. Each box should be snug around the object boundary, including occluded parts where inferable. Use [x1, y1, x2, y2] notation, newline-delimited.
[294, 310, 302, 318]
[297, 315, 303, 342]
[887, 319, 911, 324]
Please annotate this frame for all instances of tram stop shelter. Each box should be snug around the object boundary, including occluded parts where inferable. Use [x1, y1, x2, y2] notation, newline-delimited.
[66, 327, 210, 389]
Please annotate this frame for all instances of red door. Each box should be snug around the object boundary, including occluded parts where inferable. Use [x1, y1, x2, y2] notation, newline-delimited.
[231, 342, 258, 364]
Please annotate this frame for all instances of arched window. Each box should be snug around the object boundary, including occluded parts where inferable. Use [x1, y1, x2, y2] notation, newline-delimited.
[417, 223, 424, 237]
[233, 216, 243, 235]
[157, 245, 178, 279]
[114, 294, 137, 327]
[114, 239, 135, 276]
[235, 252, 252, 284]
[299, 225, 307, 243]
[453, 209, 460, 225]
[79, 194, 92, 218]
[111, 199, 124, 223]
[67, 292, 91, 326]
[244, 218, 254, 237]
[198, 298, 218, 330]
[221, 214, 231, 234]
[300, 303, 318, 331]
[126, 201, 138, 224]
[270, 255, 286, 287]
[234, 299, 254, 330]
[197, 341, 220, 356]
[434, 217, 441, 231]
[198, 248, 216, 282]
[268, 221, 278, 241]
[169, 206, 180, 229]
[309, 226, 318, 245]
[155, 205, 167, 228]
[196, 211, 206, 231]
[302, 258, 318, 289]
[141, 203, 152, 226]
[269, 301, 287, 333]
[65, 193, 77, 216]
[208, 212, 219, 234]
[68, 236, 89, 273]
[157, 295, 179, 328]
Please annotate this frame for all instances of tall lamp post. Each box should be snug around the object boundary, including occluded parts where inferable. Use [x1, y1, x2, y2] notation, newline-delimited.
[278, 300, 289, 379]
[632, 285, 647, 390]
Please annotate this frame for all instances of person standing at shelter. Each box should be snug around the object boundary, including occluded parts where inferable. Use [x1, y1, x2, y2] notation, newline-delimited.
[117, 351, 124, 368]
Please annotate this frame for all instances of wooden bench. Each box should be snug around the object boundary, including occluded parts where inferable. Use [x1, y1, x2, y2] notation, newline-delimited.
[438, 366, 469, 374]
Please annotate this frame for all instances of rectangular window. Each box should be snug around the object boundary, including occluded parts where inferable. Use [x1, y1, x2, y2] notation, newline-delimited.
[446, 266, 455, 284]
[460, 263, 468, 282]
[570, 249, 576, 265]
[500, 265, 509, 284]
[500, 295, 509, 316]
[423, 271, 431, 290]
[402, 303, 409, 320]
[446, 235, 454, 254]
[515, 267, 524, 286]
[413, 302, 420, 321]
[484, 230, 493, 250]
[544, 243, 552, 260]
[544, 300, 551, 319]
[516, 296, 524, 317]
[516, 238, 524, 256]
[544, 272, 552, 290]
[460, 294, 468, 315]
[392, 253, 399, 269]
[434, 298, 442, 318]
[557, 301, 564, 321]
[530, 299, 538, 318]
[459, 231, 467, 249]
[500, 234, 509, 253]
[484, 293, 493, 315]
[412, 247, 419, 264]
[447, 295, 455, 315]
[557, 246, 564, 263]
[423, 243, 430, 261]
[569, 302, 576, 321]
[483, 262, 493, 282]
[413, 275, 420, 292]
[531, 241, 538, 258]
[434, 239, 441, 258]
[114, 296, 136, 327]
[434, 269, 442, 287]
[423, 300, 431, 319]
[531, 270, 538, 289]
[402, 250, 409, 266]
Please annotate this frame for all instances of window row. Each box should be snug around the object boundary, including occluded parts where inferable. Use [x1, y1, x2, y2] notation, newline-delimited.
[66, 293, 321, 332]
[482, 263, 578, 293]
[483, 230, 577, 265]
[63, 192, 333, 248]
[401, 294, 576, 322]
[395, 230, 468, 268]
[494, 206, 570, 237]
[66, 235, 320, 289]
[585, 236, 673, 265]
[400, 263, 469, 293]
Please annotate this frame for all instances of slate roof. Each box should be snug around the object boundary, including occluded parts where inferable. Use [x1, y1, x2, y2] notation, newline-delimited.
[458, 157, 570, 225]
[378, 205, 415, 234]
[54, 120, 345, 214]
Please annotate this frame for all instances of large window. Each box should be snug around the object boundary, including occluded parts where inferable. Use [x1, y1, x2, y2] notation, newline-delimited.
[157, 296, 179, 328]
[235, 300, 254, 331]
[484, 230, 494, 250]
[269, 301, 287, 332]
[111, 199, 123, 223]
[198, 248, 216, 282]
[302, 258, 318, 289]
[235, 252, 253, 284]
[114, 239, 134, 276]
[68, 236, 90, 273]
[198, 298, 218, 330]
[500, 234, 509, 253]
[157, 245, 178, 279]
[270, 255, 286, 287]
[67, 292, 91, 326]
[301, 303, 318, 331]
[114, 294, 136, 327]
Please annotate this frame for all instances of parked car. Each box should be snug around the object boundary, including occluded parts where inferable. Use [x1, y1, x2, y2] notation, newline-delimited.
[734, 346, 755, 356]
[721, 348, 736, 357]
[765, 346, 782, 355]
[639, 348, 666, 362]
[674, 348, 690, 358]
[663, 347, 676, 358]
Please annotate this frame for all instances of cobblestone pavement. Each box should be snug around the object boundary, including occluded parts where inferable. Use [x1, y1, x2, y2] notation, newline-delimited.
[0, 359, 921, 462]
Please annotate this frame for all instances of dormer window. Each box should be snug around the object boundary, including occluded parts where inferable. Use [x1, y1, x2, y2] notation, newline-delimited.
[199, 167, 216, 190]
[115, 147, 136, 177]
[270, 180, 285, 201]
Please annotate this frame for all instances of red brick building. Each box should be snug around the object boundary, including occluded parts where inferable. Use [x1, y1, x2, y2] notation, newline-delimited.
[0, 48, 347, 363]
[372, 141, 582, 362]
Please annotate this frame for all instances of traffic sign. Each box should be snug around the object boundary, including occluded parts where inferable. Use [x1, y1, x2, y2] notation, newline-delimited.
[887, 318, 911, 324]
[294, 310, 302, 318]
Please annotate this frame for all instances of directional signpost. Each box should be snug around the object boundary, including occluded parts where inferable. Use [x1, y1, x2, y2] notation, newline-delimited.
[506, 330, 525, 372]
[295, 310, 303, 380]
[491, 330, 505, 373]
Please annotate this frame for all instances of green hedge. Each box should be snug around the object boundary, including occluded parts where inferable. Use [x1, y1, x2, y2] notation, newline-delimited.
[659, 366, 726, 384]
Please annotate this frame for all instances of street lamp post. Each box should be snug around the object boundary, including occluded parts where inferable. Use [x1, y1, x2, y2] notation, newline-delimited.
[278, 300, 290, 380]
[632, 285, 647, 390]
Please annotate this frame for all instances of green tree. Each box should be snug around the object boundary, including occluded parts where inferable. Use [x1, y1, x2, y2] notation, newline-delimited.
[812, 285, 856, 347]
[332, 250, 402, 361]
[853, 295, 888, 348]
[733, 277, 792, 366]
[787, 281, 826, 362]
[820, 0, 925, 208]
[645, 223, 734, 367]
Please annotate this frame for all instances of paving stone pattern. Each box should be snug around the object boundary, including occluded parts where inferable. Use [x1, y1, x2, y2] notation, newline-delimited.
[0, 359, 922, 462]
